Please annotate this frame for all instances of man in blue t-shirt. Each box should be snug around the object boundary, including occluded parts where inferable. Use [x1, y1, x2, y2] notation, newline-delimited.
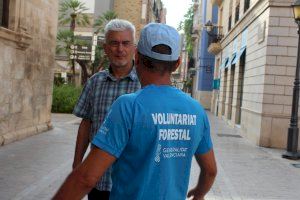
[54, 23, 217, 200]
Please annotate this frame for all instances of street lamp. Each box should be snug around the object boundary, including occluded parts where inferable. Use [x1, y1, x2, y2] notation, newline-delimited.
[205, 20, 214, 32]
[203, 20, 223, 41]
[282, 0, 300, 160]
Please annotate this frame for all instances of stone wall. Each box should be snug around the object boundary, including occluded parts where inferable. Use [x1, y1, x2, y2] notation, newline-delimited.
[113, 0, 143, 39]
[0, 0, 58, 146]
[215, 0, 299, 149]
[261, 2, 298, 148]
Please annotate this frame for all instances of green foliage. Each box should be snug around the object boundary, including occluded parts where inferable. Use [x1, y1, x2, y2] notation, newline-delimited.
[56, 29, 89, 56]
[94, 11, 118, 34]
[54, 76, 66, 86]
[184, 78, 193, 93]
[59, 0, 90, 28]
[56, 29, 74, 55]
[178, 5, 194, 57]
[51, 84, 82, 113]
[92, 45, 109, 72]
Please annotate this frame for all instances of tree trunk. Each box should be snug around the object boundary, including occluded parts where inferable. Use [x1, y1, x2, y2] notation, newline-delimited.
[70, 16, 76, 84]
[77, 60, 89, 85]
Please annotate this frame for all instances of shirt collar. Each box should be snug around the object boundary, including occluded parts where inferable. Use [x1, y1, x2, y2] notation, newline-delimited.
[104, 64, 138, 82]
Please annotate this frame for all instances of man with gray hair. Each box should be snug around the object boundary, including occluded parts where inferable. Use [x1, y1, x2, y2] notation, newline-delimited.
[54, 23, 216, 200]
[71, 19, 140, 200]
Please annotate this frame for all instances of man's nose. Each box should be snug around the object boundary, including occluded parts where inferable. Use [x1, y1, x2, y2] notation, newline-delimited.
[117, 43, 125, 51]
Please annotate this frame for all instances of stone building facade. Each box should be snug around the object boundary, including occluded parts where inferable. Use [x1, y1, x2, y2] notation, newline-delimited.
[114, 0, 166, 38]
[210, 0, 299, 149]
[0, 0, 58, 146]
[192, 0, 218, 109]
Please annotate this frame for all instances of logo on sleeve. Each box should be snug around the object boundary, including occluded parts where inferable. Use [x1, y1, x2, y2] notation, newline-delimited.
[154, 144, 162, 163]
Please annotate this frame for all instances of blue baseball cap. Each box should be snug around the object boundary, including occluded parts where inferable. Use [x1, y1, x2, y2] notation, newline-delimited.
[137, 23, 180, 61]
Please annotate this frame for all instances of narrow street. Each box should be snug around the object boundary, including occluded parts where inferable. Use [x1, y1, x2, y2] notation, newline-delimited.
[0, 113, 300, 200]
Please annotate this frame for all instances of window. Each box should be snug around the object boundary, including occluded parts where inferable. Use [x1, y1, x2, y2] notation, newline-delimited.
[228, 0, 233, 32]
[244, 0, 250, 13]
[235, 2, 240, 23]
[228, 15, 232, 31]
[0, 0, 9, 28]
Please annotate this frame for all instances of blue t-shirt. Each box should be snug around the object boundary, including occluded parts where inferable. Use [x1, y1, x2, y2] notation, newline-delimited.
[92, 84, 213, 200]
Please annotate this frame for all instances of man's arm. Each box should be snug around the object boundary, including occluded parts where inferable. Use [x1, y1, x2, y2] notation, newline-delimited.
[187, 149, 217, 200]
[73, 119, 91, 169]
[53, 147, 116, 200]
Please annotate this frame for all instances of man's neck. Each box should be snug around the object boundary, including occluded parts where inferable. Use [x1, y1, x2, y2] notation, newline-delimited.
[141, 73, 172, 87]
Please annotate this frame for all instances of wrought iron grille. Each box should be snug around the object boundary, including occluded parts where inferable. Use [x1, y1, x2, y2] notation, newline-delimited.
[207, 26, 223, 47]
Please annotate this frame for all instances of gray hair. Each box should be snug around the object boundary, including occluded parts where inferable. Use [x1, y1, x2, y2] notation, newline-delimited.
[104, 19, 136, 43]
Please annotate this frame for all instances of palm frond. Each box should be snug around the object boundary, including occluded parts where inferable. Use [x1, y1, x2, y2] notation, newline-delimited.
[58, 0, 91, 28]
[94, 11, 117, 34]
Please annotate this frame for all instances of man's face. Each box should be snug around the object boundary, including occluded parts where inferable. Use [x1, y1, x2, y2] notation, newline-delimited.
[104, 30, 135, 69]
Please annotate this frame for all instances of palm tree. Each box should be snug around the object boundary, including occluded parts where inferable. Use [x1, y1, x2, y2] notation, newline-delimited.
[58, 0, 91, 83]
[59, 0, 90, 32]
[94, 11, 118, 34]
[56, 29, 91, 85]
[56, 29, 74, 54]
[92, 11, 118, 72]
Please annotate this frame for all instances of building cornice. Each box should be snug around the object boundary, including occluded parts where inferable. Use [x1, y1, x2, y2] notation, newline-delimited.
[0, 27, 32, 50]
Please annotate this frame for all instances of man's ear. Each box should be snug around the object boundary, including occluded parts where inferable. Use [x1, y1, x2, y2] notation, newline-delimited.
[172, 57, 182, 72]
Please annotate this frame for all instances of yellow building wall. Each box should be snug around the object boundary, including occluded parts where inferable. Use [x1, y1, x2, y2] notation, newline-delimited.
[113, 0, 143, 40]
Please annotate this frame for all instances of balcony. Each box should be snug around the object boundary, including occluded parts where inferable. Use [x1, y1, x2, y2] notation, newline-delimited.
[208, 42, 222, 55]
[205, 23, 223, 55]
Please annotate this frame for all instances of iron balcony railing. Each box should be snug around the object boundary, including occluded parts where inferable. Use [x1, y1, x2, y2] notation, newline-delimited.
[207, 26, 223, 47]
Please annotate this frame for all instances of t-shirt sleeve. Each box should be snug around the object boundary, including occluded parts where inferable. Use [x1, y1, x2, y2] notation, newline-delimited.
[73, 78, 93, 120]
[92, 97, 132, 158]
[195, 111, 213, 155]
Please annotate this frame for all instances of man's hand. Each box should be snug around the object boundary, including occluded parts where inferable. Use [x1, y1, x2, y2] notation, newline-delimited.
[187, 149, 217, 200]
[187, 188, 205, 200]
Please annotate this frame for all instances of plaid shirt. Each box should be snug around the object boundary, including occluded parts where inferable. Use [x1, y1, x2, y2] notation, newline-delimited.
[73, 66, 140, 191]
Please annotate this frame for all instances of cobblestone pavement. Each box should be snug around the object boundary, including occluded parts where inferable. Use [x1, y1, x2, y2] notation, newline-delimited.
[0, 113, 300, 200]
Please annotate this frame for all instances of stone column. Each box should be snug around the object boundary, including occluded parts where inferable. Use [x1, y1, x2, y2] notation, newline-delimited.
[224, 68, 233, 120]
[218, 69, 227, 117]
[231, 60, 242, 125]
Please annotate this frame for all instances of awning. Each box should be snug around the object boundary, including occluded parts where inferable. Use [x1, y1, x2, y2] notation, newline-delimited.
[224, 57, 230, 68]
[231, 46, 246, 65]
[221, 57, 229, 68]
[230, 52, 237, 65]
[239, 46, 246, 57]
